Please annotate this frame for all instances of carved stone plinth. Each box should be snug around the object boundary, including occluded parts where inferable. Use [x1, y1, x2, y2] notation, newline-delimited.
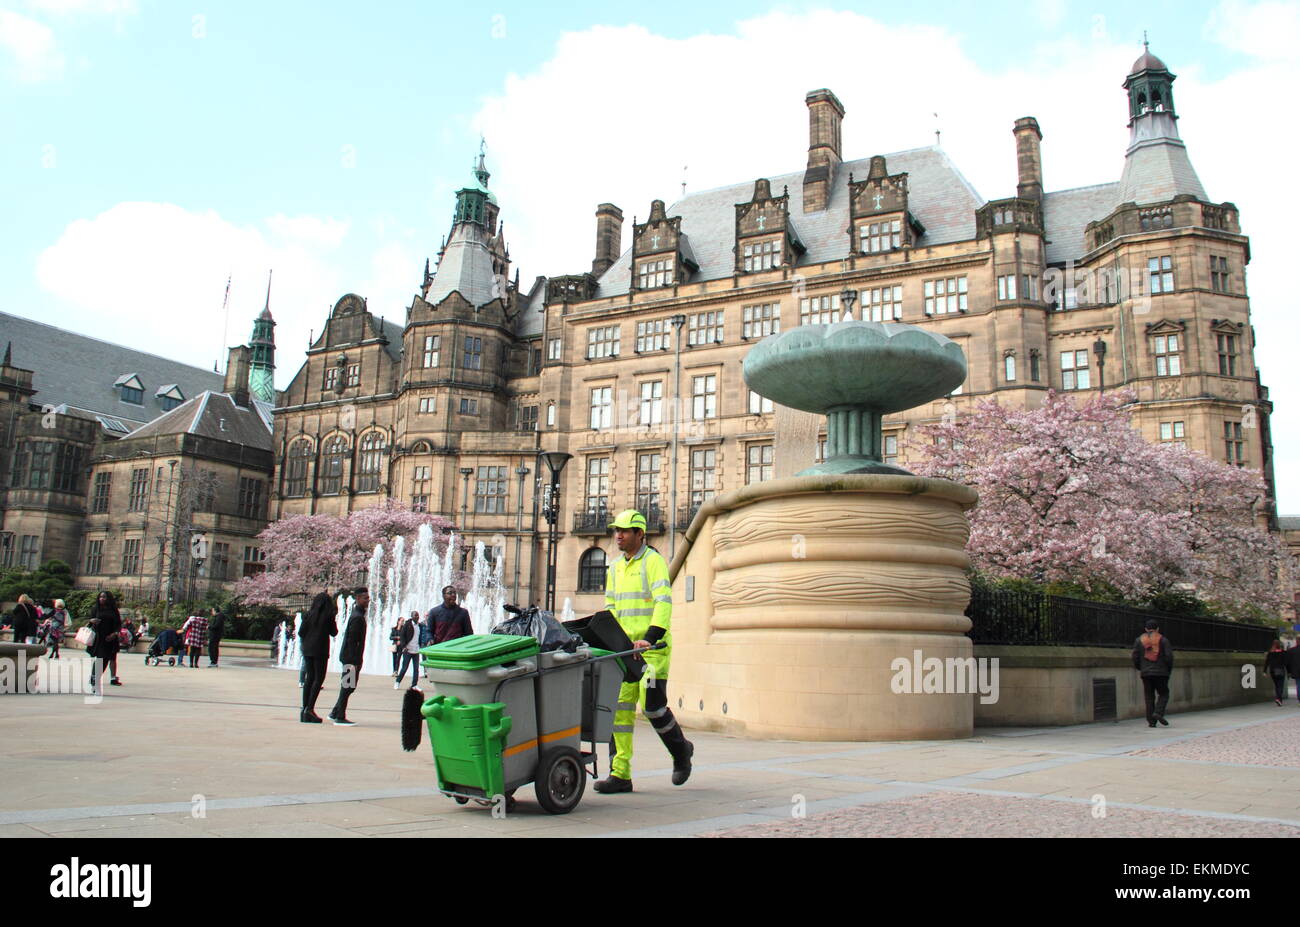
[668, 473, 978, 741]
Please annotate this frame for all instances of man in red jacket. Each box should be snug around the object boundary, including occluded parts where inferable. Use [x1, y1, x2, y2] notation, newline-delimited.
[1132, 618, 1174, 728]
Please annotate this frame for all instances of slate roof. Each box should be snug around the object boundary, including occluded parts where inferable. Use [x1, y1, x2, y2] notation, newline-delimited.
[426, 222, 500, 308]
[515, 277, 546, 339]
[124, 390, 273, 451]
[1118, 127, 1208, 206]
[1278, 516, 1300, 532]
[0, 311, 224, 430]
[594, 146, 984, 298]
[1042, 182, 1121, 265]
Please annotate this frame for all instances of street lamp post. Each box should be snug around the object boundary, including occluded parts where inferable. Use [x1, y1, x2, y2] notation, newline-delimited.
[539, 451, 572, 614]
[1093, 338, 1108, 392]
[459, 467, 473, 569]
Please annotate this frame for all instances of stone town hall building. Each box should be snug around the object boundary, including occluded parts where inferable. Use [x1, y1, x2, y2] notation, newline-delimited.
[272, 48, 1280, 614]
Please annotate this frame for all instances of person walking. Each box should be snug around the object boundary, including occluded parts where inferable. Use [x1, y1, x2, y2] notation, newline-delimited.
[1266, 640, 1288, 706]
[593, 509, 693, 794]
[388, 616, 404, 677]
[394, 610, 421, 689]
[44, 598, 69, 659]
[1132, 618, 1174, 728]
[329, 587, 369, 726]
[1286, 642, 1300, 705]
[87, 591, 123, 689]
[208, 607, 226, 667]
[298, 591, 337, 723]
[180, 612, 208, 668]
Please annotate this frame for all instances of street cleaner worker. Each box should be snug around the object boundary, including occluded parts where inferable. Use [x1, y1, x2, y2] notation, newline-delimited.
[593, 509, 694, 794]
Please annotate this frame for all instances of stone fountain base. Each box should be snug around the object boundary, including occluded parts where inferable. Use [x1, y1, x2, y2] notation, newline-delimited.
[666, 474, 979, 741]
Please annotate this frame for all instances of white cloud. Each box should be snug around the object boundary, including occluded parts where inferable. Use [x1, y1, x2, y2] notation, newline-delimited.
[266, 214, 351, 250]
[0, 9, 64, 81]
[473, 10, 1300, 509]
[34, 202, 354, 376]
[1205, 0, 1300, 59]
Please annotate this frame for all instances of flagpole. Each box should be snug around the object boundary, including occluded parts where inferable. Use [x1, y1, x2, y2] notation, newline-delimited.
[218, 273, 232, 373]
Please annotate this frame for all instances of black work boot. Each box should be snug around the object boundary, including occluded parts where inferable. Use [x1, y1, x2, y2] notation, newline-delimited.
[593, 776, 633, 794]
[671, 740, 694, 786]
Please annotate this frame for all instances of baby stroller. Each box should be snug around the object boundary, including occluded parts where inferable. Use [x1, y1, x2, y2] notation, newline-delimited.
[146, 628, 183, 666]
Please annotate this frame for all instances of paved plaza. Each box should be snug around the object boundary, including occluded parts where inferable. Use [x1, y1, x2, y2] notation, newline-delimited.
[3, 654, 1300, 838]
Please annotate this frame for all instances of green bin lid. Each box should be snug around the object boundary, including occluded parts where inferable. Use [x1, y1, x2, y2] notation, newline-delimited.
[421, 633, 539, 670]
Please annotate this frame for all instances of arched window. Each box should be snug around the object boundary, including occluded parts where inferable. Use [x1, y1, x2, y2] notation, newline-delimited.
[1004, 354, 1016, 383]
[319, 436, 348, 495]
[356, 431, 387, 493]
[546, 403, 556, 427]
[578, 547, 607, 593]
[285, 439, 313, 497]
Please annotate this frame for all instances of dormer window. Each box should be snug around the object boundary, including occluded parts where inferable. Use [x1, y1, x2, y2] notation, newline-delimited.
[114, 374, 144, 405]
[858, 218, 901, 254]
[637, 259, 673, 289]
[156, 384, 185, 411]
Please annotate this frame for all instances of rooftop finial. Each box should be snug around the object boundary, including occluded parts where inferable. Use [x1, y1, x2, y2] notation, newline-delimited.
[1143, 30, 1149, 50]
[2, 341, 10, 366]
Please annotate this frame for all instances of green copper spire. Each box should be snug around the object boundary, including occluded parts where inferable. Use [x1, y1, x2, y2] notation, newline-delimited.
[249, 270, 276, 403]
[453, 142, 497, 226]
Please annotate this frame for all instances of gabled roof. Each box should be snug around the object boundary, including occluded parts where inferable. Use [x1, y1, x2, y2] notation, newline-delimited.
[124, 390, 273, 451]
[593, 146, 984, 298]
[0, 311, 224, 428]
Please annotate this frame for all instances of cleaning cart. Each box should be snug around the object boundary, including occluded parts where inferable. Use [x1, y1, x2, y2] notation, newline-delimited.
[406, 611, 657, 815]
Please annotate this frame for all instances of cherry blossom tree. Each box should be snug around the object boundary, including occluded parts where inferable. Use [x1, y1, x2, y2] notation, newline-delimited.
[236, 500, 459, 604]
[913, 390, 1287, 617]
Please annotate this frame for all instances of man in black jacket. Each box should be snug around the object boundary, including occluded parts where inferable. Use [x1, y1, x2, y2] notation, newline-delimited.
[329, 587, 369, 726]
[207, 608, 226, 667]
[1132, 618, 1174, 728]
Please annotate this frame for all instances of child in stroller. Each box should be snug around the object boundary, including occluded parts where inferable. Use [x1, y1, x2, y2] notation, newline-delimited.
[146, 627, 184, 666]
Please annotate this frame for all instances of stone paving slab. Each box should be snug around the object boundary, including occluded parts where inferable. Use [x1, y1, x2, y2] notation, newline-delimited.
[6, 661, 1300, 836]
[704, 792, 1300, 838]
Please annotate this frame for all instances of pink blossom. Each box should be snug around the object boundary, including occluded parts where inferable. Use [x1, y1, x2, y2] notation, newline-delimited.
[912, 390, 1288, 616]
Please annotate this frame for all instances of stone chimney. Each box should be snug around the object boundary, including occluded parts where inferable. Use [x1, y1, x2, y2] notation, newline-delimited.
[224, 345, 251, 408]
[592, 203, 623, 277]
[803, 89, 845, 213]
[1013, 117, 1043, 200]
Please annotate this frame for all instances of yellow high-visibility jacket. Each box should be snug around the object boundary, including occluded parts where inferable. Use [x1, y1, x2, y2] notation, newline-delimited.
[604, 543, 672, 676]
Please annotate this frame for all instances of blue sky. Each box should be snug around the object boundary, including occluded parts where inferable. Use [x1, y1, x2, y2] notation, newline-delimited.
[2, 0, 1298, 506]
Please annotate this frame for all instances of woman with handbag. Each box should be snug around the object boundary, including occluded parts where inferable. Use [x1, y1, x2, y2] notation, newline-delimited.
[87, 590, 123, 689]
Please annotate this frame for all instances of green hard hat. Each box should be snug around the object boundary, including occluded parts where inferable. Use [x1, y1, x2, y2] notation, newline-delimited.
[608, 509, 647, 531]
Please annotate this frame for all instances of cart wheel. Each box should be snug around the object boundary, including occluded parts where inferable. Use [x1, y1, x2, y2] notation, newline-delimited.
[535, 746, 585, 814]
[168, 657, 175, 666]
[453, 796, 469, 805]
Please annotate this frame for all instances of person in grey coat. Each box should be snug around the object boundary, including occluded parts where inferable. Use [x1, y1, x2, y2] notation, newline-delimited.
[1132, 618, 1174, 728]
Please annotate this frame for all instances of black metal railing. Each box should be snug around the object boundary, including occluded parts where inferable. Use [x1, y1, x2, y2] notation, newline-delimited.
[676, 503, 704, 531]
[572, 508, 610, 535]
[966, 586, 1277, 652]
